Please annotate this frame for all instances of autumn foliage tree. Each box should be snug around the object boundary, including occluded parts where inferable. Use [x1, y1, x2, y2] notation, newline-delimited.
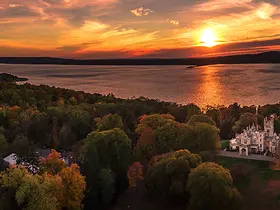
[0, 150, 86, 210]
[187, 114, 216, 126]
[135, 114, 220, 162]
[146, 150, 201, 201]
[95, 113, 123, 131]
[59, 164, 86, 210]
[40, 149, 66, 175]
[187, 162, 242, 210]
[127, 162, 144, 188]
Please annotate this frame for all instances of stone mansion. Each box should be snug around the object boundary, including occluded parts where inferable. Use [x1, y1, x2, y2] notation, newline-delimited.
[230, 115, 280, 156]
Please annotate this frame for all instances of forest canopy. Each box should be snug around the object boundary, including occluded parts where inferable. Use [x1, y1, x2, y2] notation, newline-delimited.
[0, 76, 279, 210]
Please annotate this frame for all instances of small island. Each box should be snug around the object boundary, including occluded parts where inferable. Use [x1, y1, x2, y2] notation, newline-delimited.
[0, 73, 28, 82]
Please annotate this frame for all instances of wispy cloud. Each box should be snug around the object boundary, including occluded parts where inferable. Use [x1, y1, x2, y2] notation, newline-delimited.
[130, 7, 153, 17]
[193, 0, 252, 12]
[9, 4, 22, 8]
[81, 21, 109, 31]
[101, 28, 137, 38]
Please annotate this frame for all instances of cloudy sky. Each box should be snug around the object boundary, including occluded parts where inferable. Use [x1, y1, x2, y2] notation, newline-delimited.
[0, 0, 280, 58]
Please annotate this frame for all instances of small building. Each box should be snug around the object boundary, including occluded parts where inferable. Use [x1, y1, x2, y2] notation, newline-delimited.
[3, 153, 18, 165]
[1, 149, 73, 173]
[230, 115, 280, 156]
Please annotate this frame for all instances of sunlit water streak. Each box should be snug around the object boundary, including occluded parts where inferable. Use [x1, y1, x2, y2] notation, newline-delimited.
[1, 64, 280, 107]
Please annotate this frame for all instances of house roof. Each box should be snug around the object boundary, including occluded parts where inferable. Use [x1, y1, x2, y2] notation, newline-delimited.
[3, 153, 18, 165]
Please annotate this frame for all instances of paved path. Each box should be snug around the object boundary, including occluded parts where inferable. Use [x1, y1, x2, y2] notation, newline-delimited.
[218, 151, 276, 162]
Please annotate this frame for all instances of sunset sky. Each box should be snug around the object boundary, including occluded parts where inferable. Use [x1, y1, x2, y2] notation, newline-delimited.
[0, 0, 280, 58]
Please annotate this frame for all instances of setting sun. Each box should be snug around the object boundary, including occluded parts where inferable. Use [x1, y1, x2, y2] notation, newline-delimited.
[201, 28, 218, 47]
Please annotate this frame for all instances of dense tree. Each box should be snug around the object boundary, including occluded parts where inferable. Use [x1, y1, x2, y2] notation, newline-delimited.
[95, 113, 123, 131]
[275, 117, 280, 134]
[233, 112, 258, 133]
[187, 114, 216, 126]
[136, 114, 175, 134]
[0, 166, 30, 210]
[98, 168, 115, 205]
[229, 103, 242, 121]
[40, 150, 66, 175]
[127, 162, 143, 188]
[0, 126, 7, 156]
[260, 104, 280, 117]
[193, 123, 220, 152]
[168, 104, 201, 122]
[0, 151, 85, 210]
[206, 108, 222, 127]
[1, 77, 280, 210]
[15, 173, 61, 210]
[133, 127, 156, 161]
[146, 150, 201, 201]
[135, 115, 219, 161]
[220, 116, 235, 140]
[187, 162, 242, 210]
[155, 121, 196, 154]
[80, 128, 132, 208]
[59, 164, 86, 210]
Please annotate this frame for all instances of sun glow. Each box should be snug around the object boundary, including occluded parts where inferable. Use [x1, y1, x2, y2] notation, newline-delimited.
[201, 28, 218, 47]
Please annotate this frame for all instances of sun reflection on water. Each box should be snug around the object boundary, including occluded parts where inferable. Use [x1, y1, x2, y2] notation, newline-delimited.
[197, 65, 223, 107]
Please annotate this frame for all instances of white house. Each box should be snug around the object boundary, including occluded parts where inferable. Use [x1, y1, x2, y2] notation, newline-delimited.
[230, 115, 280, 156]
[3, 153, 18, 165]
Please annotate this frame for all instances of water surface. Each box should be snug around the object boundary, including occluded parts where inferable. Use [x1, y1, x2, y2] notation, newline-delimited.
[1, 64, 280, 107]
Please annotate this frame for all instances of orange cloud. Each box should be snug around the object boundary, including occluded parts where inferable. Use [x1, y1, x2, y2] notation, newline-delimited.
[193, 0, 252, 12]
[256, 3, 277, 20]
[0, 0, 280, 58]
[81, 21, 109, 31]
[130, 7, 153, 17]
[169, 19, 179, 26]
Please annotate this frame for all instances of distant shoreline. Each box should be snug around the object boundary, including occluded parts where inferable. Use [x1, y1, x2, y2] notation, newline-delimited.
[0, 51, 279, 66]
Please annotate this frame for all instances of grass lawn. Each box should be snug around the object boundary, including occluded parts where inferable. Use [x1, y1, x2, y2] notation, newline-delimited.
[216, 156, 280, 210]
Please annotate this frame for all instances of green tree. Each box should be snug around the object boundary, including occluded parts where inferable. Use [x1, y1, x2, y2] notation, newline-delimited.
[15, 173, 60, 210]
[187, 162, 242, 210]
[275, 117, 280, 134]
[168, 104, 201, 122]
[136, 114, 175, 134]
[193, 123, 220, 152]
[220, 116, 235, 140]
[188, 114, 216, 126]
[146, 150, 201, 200]
[80, 128, 132, 208]
[155, 121, 196, 154]
[68, 96, 78, 105]
[206, 108, 222, 127]
[95, 113, 123, 131]
[233, 112, 258, 134]
[0, 126, 7, 157]
[229, 102, 241, 121]
[99, 168, 115, 205]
